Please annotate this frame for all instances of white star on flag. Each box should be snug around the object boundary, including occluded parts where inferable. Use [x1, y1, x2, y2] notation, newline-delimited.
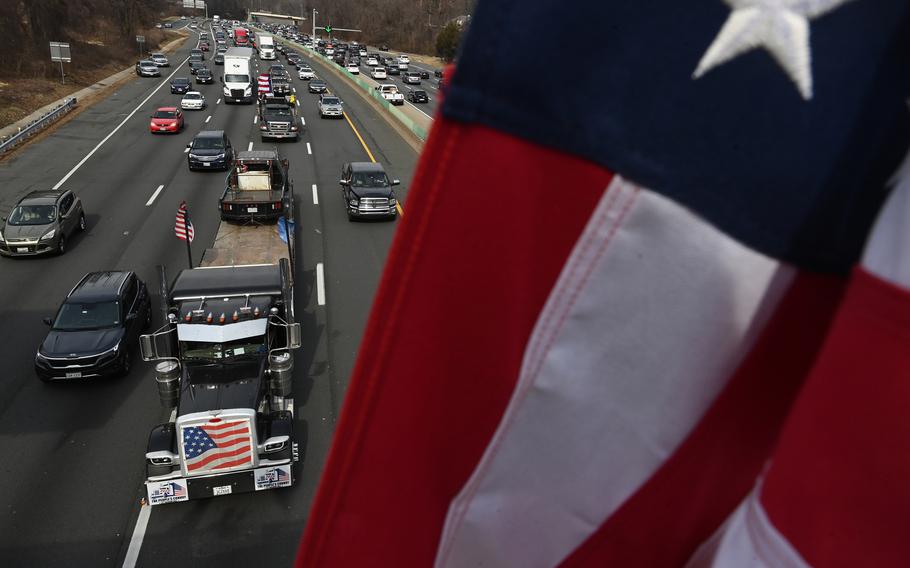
[693, 0, 854, 100]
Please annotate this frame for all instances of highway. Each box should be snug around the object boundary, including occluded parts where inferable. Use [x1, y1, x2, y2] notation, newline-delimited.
[0, 18, 417, 566]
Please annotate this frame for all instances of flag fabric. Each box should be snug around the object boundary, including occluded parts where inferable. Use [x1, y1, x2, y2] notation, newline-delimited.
[277, 217, 294, 244]
[182, 418, 253, 473]
[296, 1, 910, 566]
[258, 73, 271, 96]
[174, 200, 194, 243]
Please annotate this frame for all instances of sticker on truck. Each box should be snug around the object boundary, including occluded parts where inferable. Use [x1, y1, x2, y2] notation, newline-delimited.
[254, 465, 292, 490]
[147, 479, 189, 505]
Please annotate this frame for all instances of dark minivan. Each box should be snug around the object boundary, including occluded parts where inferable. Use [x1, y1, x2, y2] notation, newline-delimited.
[170, 77, 192, 94]
[187, 130, 234, 171]
[340, 162, 399, 221]
[35, 271, 150, 381]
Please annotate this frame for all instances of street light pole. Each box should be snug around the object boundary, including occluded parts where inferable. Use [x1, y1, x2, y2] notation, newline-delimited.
[312, 8, 317, 41]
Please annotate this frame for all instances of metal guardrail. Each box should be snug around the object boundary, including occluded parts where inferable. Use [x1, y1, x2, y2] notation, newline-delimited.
[0, 97, 78, 154]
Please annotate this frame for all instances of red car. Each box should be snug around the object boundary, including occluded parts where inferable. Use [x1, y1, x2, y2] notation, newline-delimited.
[200, 42, 210, 51]
[149, 107, 184, 134]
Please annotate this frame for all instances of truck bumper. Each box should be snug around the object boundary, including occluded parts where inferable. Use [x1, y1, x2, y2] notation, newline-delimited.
[220, 206, 285, 223]
[261, 131, 299, 139]
[224, 95, 254, 104]
[146, 462, 293, 505]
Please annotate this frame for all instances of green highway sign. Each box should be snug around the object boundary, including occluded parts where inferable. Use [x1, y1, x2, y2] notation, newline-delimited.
[324, 25, 332, 33]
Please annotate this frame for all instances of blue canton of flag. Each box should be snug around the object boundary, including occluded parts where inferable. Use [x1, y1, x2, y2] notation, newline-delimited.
[183, 426, 218, 459]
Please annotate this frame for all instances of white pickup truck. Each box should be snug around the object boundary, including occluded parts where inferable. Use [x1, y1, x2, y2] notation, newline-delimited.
[375, 84, 404, 106]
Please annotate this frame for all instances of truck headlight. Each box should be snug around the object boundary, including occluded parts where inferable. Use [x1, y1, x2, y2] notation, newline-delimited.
[223, 86, 231, 96]
[40, 229, 56, 241]
[389, 199, 397, 207]
[260, 125, 268, 131]
[244, 86, 252, 96]
[349, 198, 359, 206]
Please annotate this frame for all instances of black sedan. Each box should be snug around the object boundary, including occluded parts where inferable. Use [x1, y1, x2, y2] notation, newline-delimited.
[308, 79, 327, 93]
[35, 271, 150, 381]
[406, 89, 429, 104]
[170, 77, 192, 94]
[195, 68, 214, 84]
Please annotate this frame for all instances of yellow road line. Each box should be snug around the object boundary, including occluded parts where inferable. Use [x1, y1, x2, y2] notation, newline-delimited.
[342, 111, 404, 217]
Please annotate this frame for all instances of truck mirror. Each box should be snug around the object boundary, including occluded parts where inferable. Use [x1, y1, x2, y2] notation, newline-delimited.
[391, 179, 400, 186]
[140, 334, 157, 361]
[287, 323, 302, 349]
[339, 179, 348, 185]
[43, 316, 53, 326]
[186, 142, 192, 148]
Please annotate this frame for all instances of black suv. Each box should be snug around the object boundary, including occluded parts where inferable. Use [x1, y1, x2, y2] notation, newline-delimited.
[187, 130, 234, 171]
[340, 162, 399, 221]
[406, 88, 429, 104]
[195, 68, 214, 84]
[35, 271, 150, 382]
[170, 77, 191, 94]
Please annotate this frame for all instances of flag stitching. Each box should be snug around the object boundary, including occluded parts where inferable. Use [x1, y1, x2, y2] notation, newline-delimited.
[437, 178, 640, 565]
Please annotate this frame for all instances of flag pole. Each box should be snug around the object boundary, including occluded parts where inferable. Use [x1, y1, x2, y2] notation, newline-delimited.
[184, 208, 193, 269]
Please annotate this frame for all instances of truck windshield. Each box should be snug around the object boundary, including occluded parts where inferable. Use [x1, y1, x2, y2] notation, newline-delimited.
[7, 204, 56, 225]
[225, 74, 250, 83]
[352, 172, 389, 187]
[54, 301, 120, 330]
[181, 337, 267, 361]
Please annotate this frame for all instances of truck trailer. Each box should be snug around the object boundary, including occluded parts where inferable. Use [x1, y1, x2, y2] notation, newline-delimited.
[140, 259, 301, 505]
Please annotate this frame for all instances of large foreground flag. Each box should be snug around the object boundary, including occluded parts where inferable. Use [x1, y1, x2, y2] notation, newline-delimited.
[297, 1, 910, 566]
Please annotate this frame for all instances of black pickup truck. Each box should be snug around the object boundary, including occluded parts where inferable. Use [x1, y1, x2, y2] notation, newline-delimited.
[257, 96, 300, 140]
[219, 150, 293, 223]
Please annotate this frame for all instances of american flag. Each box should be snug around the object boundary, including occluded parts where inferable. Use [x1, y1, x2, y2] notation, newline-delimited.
[174, 200, 194, 243]
[258, 73, 271, 96]
[183, 418, 253, 473]
[151, 481, 186, 500]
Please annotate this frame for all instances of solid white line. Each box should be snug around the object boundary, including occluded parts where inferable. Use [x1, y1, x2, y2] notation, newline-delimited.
[247, 141, 254, 151]
[53, 55, 192, 190]
[306, 142, 312, 155]
[253, 115, 258, 124]
[406, 101, 433, 120]
[312, 183, 318, 204]
[292, 87, 296, 93]
[205, 115, 212, 123]
[121, 503, 151, 568]
[216, 98, 221, 104]
[300, 116, 305, 126]
[316, 263, 326, 306]
[145, 184, 165, 206]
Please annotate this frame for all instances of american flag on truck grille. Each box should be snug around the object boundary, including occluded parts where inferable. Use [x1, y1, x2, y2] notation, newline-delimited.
[183, 418, 253, 473]
[174, 201, 194, 243]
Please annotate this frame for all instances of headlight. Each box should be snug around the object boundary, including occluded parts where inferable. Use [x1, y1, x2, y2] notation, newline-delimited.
[244, 86, 252, 95]
[216, 153, 226, 159]
[223, 86, 231, 96]
[40, 229, 56, 240]
[0, 229, 4, 241]
[389, 199, 397, 207]
[35, 351, 47, 362]
[349, 198, 359, 206]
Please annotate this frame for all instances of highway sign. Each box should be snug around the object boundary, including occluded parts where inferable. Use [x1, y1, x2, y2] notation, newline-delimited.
[49, 42, 71, 63]
[136, 35, 145, 43]
[324, 25, 332, 33]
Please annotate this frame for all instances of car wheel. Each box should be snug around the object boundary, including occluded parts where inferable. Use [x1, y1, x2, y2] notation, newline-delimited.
[57, 234, 66, 255]
[79, 213, 86, 231]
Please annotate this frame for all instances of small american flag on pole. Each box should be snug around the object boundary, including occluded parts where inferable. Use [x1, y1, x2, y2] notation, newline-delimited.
[175, 200, 194, 243]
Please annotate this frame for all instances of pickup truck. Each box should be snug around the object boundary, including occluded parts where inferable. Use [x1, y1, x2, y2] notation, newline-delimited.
[219, 150, 293, 223]
[375, 84, 404, 106]
[257, 96, 300, 140]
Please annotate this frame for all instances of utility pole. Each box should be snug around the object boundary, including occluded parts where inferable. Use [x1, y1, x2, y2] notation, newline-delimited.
[312, 8, 317, 41]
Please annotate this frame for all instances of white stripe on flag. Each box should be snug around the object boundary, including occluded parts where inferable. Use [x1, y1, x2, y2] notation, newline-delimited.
[686, 486, 809, 568]
[862, 148, 910, 287]
[436, 177, 794, 568]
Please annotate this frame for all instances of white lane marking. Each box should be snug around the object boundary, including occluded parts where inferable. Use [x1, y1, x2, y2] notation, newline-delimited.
[253, 115, 258, 124]
[145, 184, 165, 206]
[316, 263, 326, 306]
[205, 115, 212, 123]
[306, 142, 312, 155]
[216, 98, 221, 104]
[312, 184, 319, 204]
[247, 141, 254, 151]
[53, 55, 192, 190]
[122, 503, 151, 568]
[296, 100, 300, 107]
[300, 116, 305, 126]
[292, 87, 297, 93]
[405, 100, 433, 120]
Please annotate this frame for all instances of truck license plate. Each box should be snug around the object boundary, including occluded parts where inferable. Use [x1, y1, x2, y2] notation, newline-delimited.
[213, 485, 232, 496]
[247, 207, 258, 213]
[16, 247, 29, 253]
[65, 372, 82, 378]
[203, 162, 211, 166]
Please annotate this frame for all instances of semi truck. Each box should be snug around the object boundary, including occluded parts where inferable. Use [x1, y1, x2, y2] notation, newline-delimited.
[257, 95, 300, 141]
[139, 257, 301, 505]
[219, 149, 293, 223]
[257, 33, 275, 60]
[222, 47, 254, 103]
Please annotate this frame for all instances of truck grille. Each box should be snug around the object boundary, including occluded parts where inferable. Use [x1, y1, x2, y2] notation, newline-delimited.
[359, 197, 390, 211]
[268, 122, 290, 131]
[230, 89, 244, 98]
[180, 414, 256, 476]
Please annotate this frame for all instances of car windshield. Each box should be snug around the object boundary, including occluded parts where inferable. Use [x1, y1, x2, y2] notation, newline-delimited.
[54, 301, 120, 331]
[225, 74, 249, 82]
[198, 69, 210, 75]
[141, 61, 156, 67]
[7, 204, 56, 225]
[312, 81, 325, 86]
[185, 93, 202, 99]
[153, 110, 177, 118]
[352, 172, 389, 187]
[152, 53, 164, 58]
[173, 78, 189, 85]
[193, 137, 224, 150]
[322, 97, 340, 105]
[415, 90, 427, 96]
[181, 337, 267, 361]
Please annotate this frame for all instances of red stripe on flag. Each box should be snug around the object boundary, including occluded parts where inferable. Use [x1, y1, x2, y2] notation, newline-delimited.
[187, 444, 252, 471]
[760, 267, 910, 567]
[296, 120, 611, 566]
[205, 427, 249, 440]
[203, 420, 247, 432]
[558, 272, 845, 566]
[212, 455, 255, 471]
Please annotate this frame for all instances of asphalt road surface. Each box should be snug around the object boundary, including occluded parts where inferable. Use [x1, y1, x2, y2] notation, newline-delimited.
[0, 19, 417, 567]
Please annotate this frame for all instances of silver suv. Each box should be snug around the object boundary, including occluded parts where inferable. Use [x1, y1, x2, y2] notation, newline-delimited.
[0, 189, 86, 256]
[318, 95, 344, 119]
[136, 60, 160, 77]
